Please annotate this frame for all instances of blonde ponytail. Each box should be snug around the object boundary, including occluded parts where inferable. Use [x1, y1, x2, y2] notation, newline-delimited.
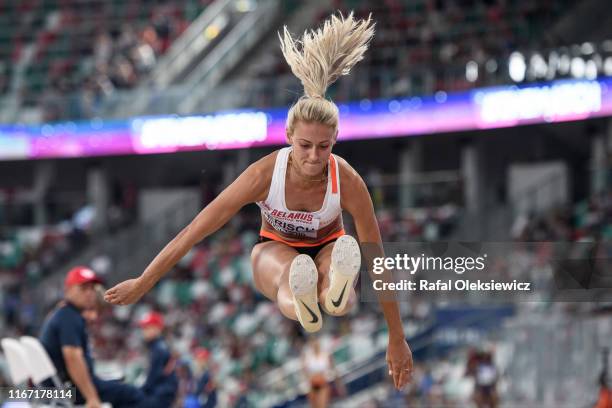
[279, 12, 375, 136]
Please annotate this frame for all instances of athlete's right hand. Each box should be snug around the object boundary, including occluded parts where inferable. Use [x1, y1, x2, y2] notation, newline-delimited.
[104, 278, 146, 305]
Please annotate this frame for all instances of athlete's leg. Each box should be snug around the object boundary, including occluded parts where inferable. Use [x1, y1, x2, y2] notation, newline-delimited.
[251, 241, 323, 332]
[315, 237, 359, 316]
[251, 240, 300, 320]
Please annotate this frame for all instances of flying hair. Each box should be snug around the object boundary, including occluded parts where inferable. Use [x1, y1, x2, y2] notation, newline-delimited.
[279, 12, 375, 136]
[279, 11, 375, 98]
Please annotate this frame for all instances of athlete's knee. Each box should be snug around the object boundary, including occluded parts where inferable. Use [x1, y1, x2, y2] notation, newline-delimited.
[279, 296, 293, 313]
[250, 243, 263, 266]
[277, 290, 297, 320]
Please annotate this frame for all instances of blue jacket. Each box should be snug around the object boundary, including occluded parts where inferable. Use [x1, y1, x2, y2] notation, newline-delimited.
[141, 337, 178, 400]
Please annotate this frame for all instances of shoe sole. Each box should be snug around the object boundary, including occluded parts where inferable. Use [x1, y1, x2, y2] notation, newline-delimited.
[325, 235, 361, 314]
[289, 254, 322, 333]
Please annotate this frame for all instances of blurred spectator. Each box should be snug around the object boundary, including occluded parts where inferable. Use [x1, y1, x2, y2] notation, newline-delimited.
[175, 358, 197, 408]
[39, 266, 144, 408]
[132, 35, 157, 73]
[186, 347, 218, 408]
[93, 32, 113, 67]
[137, 311, 179, 408]
[301, 337, 341, 408]
[466, 348, 498, 408]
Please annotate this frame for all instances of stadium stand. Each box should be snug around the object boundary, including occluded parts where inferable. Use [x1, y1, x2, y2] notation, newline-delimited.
[0, 0, 210, 121]
[0, 0, 578, 122]
[1, 1, 611, 407]
[218, 0, 575, 111]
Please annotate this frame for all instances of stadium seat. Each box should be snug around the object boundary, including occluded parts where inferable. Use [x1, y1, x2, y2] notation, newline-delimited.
[18, 338, 114, 408]
[0, 337, 77, 408]
[1, 338, 30, 385]
[19, 337, 64, 388]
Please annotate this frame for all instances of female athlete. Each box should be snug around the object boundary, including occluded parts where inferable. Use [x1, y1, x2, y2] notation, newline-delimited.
[104, 12, 413, 389]
[302, 337, 341, 407]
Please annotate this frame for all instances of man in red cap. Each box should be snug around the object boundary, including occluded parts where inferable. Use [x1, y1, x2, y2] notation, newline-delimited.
[39, 266, 145, 408]
[138, 311, 178, 408]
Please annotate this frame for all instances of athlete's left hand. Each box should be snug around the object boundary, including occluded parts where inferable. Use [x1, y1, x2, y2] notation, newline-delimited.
[386, 334, 413, 390]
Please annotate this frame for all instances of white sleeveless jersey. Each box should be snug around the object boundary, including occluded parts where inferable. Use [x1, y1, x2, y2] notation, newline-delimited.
[256, 147, 342, 241]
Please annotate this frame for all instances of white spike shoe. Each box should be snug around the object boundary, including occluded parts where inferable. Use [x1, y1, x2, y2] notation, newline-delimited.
[325, 235, 361, 315]
[289, 254, 322, 333]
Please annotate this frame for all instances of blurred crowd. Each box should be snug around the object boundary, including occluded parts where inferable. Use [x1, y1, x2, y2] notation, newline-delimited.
[39, 2, 197, 122]
[0, 1, 608, 406]
[377, 205, 460, 242]
[0, 179, 137, 334]
[357, 346, 499, 408]
[0, 0, 574, 121]
[511, 190, 612, 241]
[0, 192, 458, 406]
[1, 175, 611, 406]
[0, 0, 210, 120]
[242, 0, 571, 109]
[2, 180, 611, 405]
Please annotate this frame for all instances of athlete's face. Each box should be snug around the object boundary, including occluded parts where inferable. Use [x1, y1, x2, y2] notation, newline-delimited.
[288, 121, 337, 177]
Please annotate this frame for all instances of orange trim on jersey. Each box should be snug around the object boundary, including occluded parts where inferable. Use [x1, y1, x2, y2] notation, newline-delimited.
[259, 228, 345, 247]
[329, 155, 338, 194]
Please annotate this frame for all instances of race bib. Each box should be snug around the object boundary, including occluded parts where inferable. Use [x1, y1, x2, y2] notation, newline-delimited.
[263, 209, 320, 239]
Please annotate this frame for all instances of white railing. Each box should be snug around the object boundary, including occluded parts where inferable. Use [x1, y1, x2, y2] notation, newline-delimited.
[103, 0, 235, 118]
[148, 0, 234, 88]
[102, 0, 280, 119]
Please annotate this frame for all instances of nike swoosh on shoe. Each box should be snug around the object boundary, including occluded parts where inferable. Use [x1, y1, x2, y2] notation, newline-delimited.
[331, 282, 348, 308]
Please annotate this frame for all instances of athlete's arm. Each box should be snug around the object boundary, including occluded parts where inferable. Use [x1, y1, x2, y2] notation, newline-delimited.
[339, 158, 413, 389]
[104, 156, 272, 305]
[340, 162, 404, 337]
